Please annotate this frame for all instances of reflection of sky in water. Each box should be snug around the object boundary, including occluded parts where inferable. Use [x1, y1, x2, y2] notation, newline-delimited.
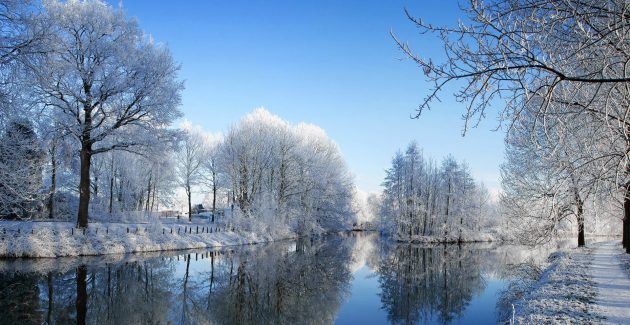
[442, 278, 506, 325]
[336, 265, 509, 324]
[336, 265, 389, 324]
[174, 253, 212, 278]
[0, 234, 564, 324]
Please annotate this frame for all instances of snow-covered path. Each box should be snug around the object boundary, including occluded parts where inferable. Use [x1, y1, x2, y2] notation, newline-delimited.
[591, 241, 630, 324]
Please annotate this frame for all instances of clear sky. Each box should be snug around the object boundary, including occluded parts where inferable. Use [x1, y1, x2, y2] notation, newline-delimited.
[108, 0, 506, 194]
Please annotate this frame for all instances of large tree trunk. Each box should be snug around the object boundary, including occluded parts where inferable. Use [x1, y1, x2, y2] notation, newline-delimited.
[624, 184, 630, 253]
[77, 142, 92, 228]
[624, 133, 630, 252]
[48, 144, 57, 219]
[573, 188, 586, 247]
[187, 182, 192, 222]
[109, 154, 114, 214]
[577, 198, 585, 247]
[78, 100, 93, 228]
[212, 172, 217, 223]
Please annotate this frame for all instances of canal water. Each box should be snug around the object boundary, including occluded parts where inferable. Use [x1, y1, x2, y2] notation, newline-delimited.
[0, 232, 558, 324]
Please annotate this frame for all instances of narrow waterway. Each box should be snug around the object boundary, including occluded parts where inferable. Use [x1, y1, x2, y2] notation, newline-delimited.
[0, 233, 561, 324]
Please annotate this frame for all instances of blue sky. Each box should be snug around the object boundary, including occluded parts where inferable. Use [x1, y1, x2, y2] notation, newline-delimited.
[110, 0, 505, 194]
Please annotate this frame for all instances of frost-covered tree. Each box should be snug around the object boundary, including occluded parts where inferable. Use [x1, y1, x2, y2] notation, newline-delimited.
[0, 1, 48, 218]
[380, 142, 491, 241]
[90, 143, 177, 218]
[0, 0, 41, 64]
[38, 118, 76, 219]
[381, 151, 405, 234]
[501, 96, 619, 246]
[0, 0, 46, 123]
[292, 122, 354, 232]
[176, 123, 208, 221]
[220, 109, 354, 234]
[30, 0, 183, 227]
[201, 133, 224, 222]
[395, 0, 630, 250]
[0, 118, 45, 218]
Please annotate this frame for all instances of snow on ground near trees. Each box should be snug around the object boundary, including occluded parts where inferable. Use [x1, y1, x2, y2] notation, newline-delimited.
[0, 220, 297, 258]
[592, 241, 630, 324]
[513, 246, 602, 323]
[513, 240, 630, 324]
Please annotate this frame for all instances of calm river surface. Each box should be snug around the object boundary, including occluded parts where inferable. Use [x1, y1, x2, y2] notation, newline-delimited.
[0, 232, 556, 324]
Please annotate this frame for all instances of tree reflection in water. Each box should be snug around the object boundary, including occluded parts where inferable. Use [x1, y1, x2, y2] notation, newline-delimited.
[0, 271, 41, 324]
[376, 242, 486, 324]
[0, 234, 557, 325]
[0, 236, 354, 324]
[201, 236, 354, 324]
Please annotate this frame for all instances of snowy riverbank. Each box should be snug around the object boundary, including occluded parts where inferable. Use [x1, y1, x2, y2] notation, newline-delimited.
[512, 240, 630, 324]
[0, 220, 299, 258]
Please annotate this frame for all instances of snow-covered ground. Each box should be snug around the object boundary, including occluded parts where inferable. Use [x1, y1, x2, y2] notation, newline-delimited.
[513, 247, 602, 324]
[591, 241, 630, 324]
[512, 240, 630, 324]
[0, 219, 297, 258]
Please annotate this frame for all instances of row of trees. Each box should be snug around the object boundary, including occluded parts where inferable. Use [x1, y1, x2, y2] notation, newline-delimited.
[396, 0, 626, 248]
[0, 1, 356, 234]
[379, 142, 494, 241]
[501, 103, 619, 245]
[0, 0, 183, 227]
[176, 109, 354, 234]
[2, 105, 355, 234]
